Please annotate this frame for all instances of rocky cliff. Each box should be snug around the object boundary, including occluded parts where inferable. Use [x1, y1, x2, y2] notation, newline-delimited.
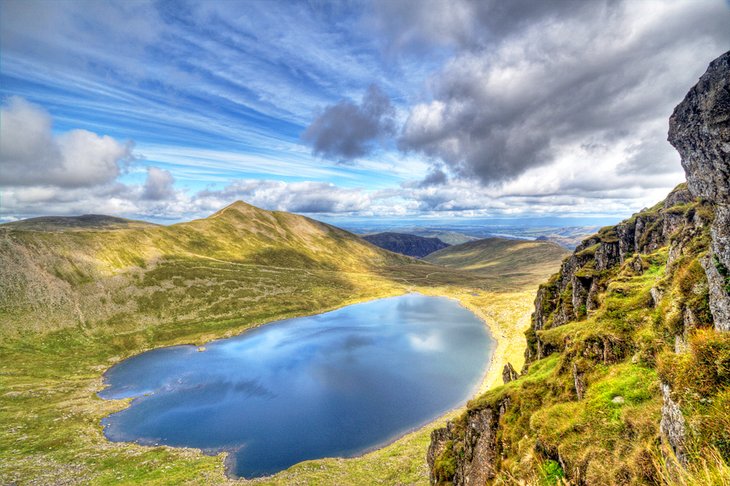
[668, 52, 730, 331]
[428, 52, 729, 485]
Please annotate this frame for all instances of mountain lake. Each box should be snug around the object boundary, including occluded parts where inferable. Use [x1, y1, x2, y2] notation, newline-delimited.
[99, 293, 493, 478]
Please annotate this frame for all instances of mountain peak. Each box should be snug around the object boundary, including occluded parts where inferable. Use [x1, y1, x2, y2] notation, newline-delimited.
[209, 200, 263, 219]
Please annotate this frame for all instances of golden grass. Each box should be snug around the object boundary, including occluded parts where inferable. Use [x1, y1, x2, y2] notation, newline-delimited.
[0, 206, 566, 485]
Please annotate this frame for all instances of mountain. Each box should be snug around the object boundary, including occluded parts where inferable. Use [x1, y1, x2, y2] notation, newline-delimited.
[424, 237, 570, 288]
[0, 200, 411, 337]
[427, 52, 730, 485]
[362, 231, 450, 257]
[0, 197, 569, 484]
[1, 214, 158, 231]
[532, 226, 602, 249]
[407, 230, 479, 246]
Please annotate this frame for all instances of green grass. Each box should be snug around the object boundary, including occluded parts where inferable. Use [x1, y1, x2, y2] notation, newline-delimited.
[423, 237, 569, 290]
[429, 207, 729, 485]
[0, 202, 570, 484]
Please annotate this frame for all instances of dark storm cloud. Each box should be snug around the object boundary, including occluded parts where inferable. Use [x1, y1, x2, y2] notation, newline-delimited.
[302, 84, 395, 161]
[418, 168, 448, 187]
[371, 0, 596, 52]
[385, 0, 730, 185]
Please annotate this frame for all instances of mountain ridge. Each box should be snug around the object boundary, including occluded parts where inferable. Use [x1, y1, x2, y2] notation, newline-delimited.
[0, 199, 410, 338]
[0, 214, 159, 231]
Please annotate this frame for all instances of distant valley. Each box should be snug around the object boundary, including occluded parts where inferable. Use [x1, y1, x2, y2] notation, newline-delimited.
[350, 223, 599, 250]
[424, 237, 570, 288]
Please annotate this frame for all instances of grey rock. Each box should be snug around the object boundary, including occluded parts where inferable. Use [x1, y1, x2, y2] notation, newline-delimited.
[669, 52, 730, 205]
[674, 334, 688, 354]
[572, 362, 587, 400]
[631, 255, 645, 275]
[660, 383, 687, 466]
[427, 398, 511, 485]
[650, 287, 664, 308]
[702, 253, 730, 331]
[669, 51, 730, 332]
[502, 362, 519, 384]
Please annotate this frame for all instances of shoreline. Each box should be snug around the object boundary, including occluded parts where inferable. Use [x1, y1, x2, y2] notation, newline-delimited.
[93, 286, 532, 483]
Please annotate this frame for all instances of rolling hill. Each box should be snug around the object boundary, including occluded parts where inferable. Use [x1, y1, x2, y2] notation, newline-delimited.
[424, 237, 570, 287]
[362, 231, 449, 257]
[0, 200, 572, 484]
[0, 200, 412, 337]
[1, 214, 159, 231]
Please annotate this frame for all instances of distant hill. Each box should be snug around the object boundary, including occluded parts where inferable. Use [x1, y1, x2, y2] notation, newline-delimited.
[1, 214, 158, 231]
[363, 232, 450, 257]
[424, 237, 569, 287]
[407, 230, 478, 246]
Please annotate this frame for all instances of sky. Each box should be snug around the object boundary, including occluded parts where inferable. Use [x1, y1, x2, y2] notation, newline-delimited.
[1, 0, 729, 225]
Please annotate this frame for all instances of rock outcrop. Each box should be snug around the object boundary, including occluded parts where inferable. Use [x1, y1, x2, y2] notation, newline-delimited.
[524, 183, 707, 363]
[502, 362, 519, 384]
[660, 383, 687, 465]
[669, 51, 730, 332]
[427, 397, 511, 485]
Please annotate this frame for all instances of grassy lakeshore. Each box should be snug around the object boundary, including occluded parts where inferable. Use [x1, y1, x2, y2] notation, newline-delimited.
[251, 286, 542, 486]
[1, 271, 550, 485]
[0, 206, 567, 485]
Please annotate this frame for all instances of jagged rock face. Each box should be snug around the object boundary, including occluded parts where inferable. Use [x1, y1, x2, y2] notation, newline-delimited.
[428, 54, 728, 486]
[669, 52, 730, 205]
[427, 398, 510, 485]
[502, 362, 519, 384]
[524, 185, 702, 363]
[660, 383, 687, 465]
[669, 51, 730, 332]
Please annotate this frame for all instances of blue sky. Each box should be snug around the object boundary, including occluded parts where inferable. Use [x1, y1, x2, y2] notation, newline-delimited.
[1, 0, 729, 224]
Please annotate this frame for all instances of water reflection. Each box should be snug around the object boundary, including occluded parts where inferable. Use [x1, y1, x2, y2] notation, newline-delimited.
[99, 294, 493, 478]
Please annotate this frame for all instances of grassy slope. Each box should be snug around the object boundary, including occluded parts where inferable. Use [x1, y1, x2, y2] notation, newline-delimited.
[1, 214, 160, 231]
[431, 197, 730, 485]
[424, 238, 570, 290]
[0, 202, 566, 485]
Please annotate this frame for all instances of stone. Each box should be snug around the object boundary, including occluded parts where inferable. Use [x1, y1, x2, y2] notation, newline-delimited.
[631, 255, 645, 275]
[650, 287, 664, 307]
[660, 383, 687, 466]
[502, 362, 519, 384]
[572, 362, 587, 400]
[669, 51, 730, 332]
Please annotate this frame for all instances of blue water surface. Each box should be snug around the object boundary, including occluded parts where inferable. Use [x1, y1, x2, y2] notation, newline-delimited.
[99, 294, 493, 478]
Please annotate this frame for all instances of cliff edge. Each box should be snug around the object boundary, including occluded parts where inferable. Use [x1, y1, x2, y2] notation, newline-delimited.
[428, 51, 729, 485]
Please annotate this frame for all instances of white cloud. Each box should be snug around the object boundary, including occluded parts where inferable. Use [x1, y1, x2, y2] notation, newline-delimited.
[142, 167, 175, 200]
[390, 0, 730, 192]
[0, 97, 133, 187]
[408, 331, 444, 352]
[197, 180, 371, 214]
